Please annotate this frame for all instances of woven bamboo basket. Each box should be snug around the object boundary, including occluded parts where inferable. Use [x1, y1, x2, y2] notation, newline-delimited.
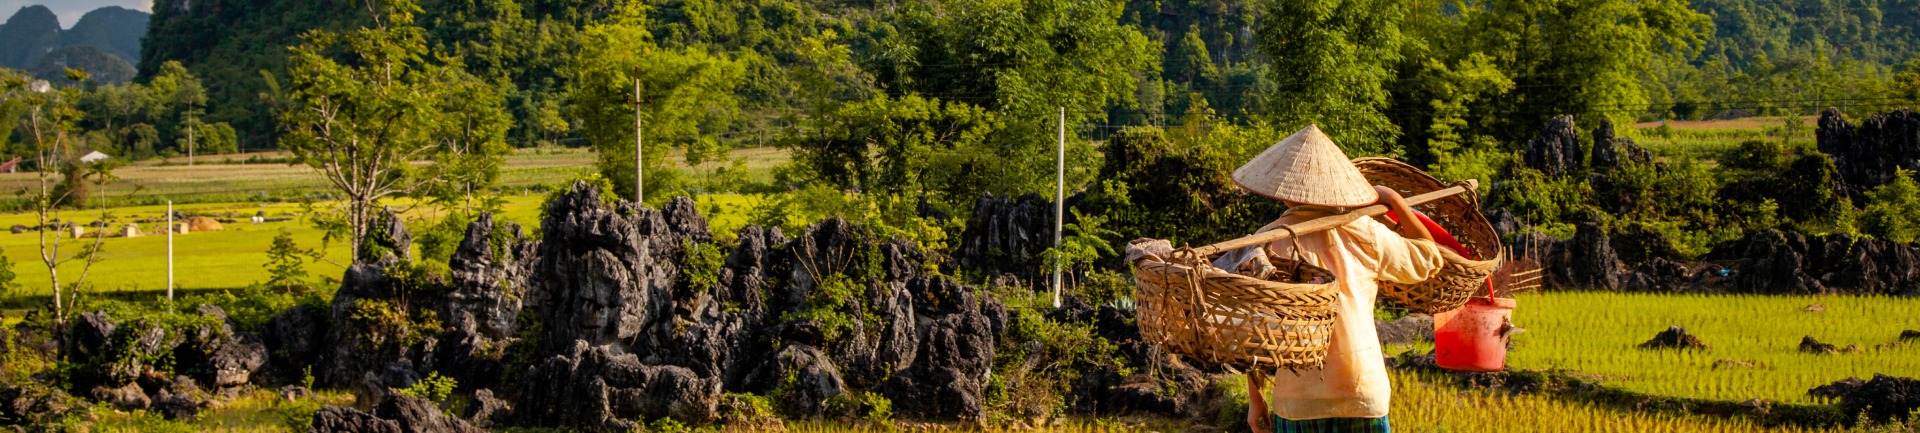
[1352, 157, 1504, 314]
[1134, 246, 1340, 370]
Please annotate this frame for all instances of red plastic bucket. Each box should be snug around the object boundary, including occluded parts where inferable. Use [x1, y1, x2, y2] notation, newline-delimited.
[1432, 297, 1518, 372]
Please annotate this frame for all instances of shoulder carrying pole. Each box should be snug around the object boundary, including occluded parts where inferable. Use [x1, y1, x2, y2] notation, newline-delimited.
[1189, 180, 1478, 257]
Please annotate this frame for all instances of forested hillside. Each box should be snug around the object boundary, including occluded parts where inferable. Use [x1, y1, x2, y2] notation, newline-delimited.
[0, 5, 148, 81]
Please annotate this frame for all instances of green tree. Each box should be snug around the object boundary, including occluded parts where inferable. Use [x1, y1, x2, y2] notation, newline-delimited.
[1893, 54, 1920, 108]
[265, 228, 309, 291]
[572, 0, 742, 203]
[279, 0, 511, 263]
[1861, 168, 1920, 243]
[1446, 0, 1711, 142]
[7, 68, 113, 324]
[879, 0, 1156, 125]
[790, 94, 1001, 206]
[1168, 25, 1220, 88]
[1257, 0, 1411, 155]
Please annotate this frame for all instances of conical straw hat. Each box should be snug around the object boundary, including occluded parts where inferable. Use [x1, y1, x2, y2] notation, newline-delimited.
[1232, 125, 1379, 207]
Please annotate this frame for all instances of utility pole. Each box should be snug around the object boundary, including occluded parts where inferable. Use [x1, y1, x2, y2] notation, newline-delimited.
[187, 113, 195, 165]
[1052, 107, 1065, 308]
[631, 73, 645, 204]
[167, 200, 174, 304]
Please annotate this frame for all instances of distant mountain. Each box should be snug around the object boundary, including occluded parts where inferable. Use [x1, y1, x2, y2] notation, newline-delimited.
[0, 5, 61, 69]
[32, 45, 135, 85]
[63, 6, 149, 65]
[0, 4, 149, 71]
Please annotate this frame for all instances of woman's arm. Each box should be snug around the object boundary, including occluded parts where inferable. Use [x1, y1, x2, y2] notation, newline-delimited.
[1247, 372, 1271, 433]
[1375, 185, 1433, 242]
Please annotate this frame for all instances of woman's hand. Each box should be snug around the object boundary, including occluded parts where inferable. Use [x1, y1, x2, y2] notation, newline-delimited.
[1374, 185, 1432, 242]
[1247, 372, 1271, 433]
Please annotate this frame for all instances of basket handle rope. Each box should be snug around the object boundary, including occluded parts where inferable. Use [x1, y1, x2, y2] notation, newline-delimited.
[1172, 246, 1216, 365]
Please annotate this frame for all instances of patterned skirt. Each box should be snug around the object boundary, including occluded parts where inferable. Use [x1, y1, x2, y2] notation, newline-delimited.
[1271, 415, 1392, 433]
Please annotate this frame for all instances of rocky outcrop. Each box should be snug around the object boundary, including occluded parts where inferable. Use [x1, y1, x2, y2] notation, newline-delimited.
[1525, 116, 1584, 177]
[1812, 374, 1920, 425]
[1527, 227, 1920, 295]
[1590, 119, 1653, 173]
[742, 344, 846, 418]
[261, 304, 328, 383]
[310, 406, 404, 433]
[89, 383, 149, 411]
[438, 212, 535, 341]
[315, 255, 424, 389]
[522, 183, 702, 356]
[876, 277, 1001, 421]
[0, 385, 83, 426]
[955, 192, 1075, 289]
[175, 305, 268, 388]
[1700, 230, 1920, 296]
[1065, 302, 1212, 418]
[1638, 326, 1708, 350]
[313, 390, 487, 433]
[1798, 336, 1839, 354]
[510, 341, 722, 431]
[1521, 224, 1622, 291]
[1817, 108, 1920, 201]
[463, 389, 511, 428]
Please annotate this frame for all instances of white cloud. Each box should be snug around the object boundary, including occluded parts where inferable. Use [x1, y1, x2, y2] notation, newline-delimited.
[1, 0, 151, 29]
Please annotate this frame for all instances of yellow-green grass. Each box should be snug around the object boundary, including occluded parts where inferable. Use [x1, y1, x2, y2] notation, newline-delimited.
[0, 192, 768, 305]
[0, 195, 564, 303]
[1507, 291, 1920, 404]
[81, 388, 355, 433]
[1390, 370, 1840, 433]
[0, 146, 792, 207]
[58, 370, 1849, 433]
[783, 370, 1838, 432]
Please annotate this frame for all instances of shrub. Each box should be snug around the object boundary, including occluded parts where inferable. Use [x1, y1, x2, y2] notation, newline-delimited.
[679, 240, 726, 293]
[1432, 148, 1516, 187]
[264, 228, 309, 292]
[1490, 167, 1592, 225]
[1861, 168, 1920, 242]
[1776, 153, 1847, 223]
[412, 213, 471, 265]
[279, 397, 328, 432]
[397, 371, 459, 411]
[1720, 140, 1788, 172]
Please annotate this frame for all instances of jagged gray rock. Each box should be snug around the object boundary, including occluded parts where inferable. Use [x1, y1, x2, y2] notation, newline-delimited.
[89, 383, 149, 410]
[1525, 116, 1584, 177]
[262, 304, 328, 382]
[510, 341, 722, 431]
[743, 344, 846, 417]
[1817, 108, 1920, 201]
[310, 405, 403, 433]
[374, 392, 487, 433]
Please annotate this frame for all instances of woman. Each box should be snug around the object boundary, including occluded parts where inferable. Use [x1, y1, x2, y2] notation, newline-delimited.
[1233, 125, 1445, 433]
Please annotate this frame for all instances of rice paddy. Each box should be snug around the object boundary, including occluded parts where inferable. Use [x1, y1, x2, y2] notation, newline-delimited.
[1506, 291, 1920, 404]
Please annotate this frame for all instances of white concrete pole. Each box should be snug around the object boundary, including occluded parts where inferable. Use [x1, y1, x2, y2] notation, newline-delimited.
[645, 76, 652, 205]
[167, 200, 174, 303]
[1053, 107, 1065, 308]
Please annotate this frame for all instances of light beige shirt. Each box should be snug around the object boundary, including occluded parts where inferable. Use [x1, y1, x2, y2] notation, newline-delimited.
[1263, 206, 1447, 420]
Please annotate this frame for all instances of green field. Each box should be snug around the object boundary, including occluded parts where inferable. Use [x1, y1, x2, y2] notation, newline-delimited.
[0, 146, 791, 208]
[1507, 291, 1920, 404]
[0, 193, 766, 305]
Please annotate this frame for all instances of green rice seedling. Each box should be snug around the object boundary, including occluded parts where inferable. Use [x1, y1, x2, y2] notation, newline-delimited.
[1507, 291, 1919, 404]
[1391, 370, 1841, 432]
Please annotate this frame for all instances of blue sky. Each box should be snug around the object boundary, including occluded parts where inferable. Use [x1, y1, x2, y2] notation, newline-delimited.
[2, 0, 149, 29]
